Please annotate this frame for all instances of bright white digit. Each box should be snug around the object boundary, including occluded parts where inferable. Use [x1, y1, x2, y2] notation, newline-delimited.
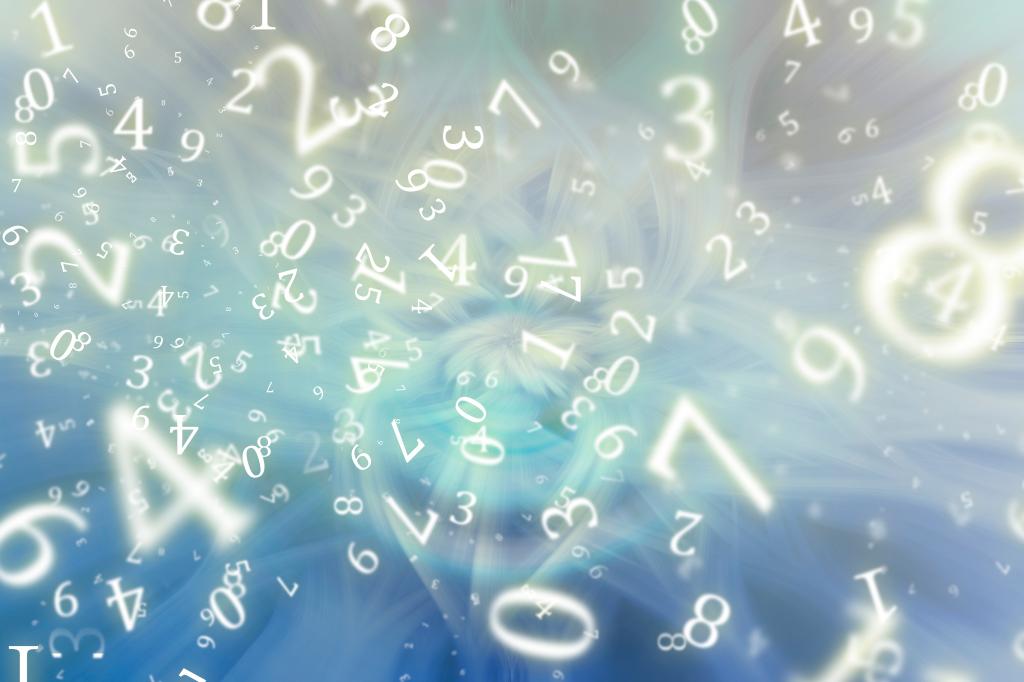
[383, 495, 439, 546]
[661, 75, 714, 168]
[21, 228, 129, 305]
[541, 497, 598, 540]
[849, 7, 874, 43]
[113, 98, 153, 151]
[0, 505, 86, 587]
[290, 164, 333, 200]
[669, 509, 703, 557]
[179, 129, 205, 162]
[521, 330, 576, 370]
[108, 405, 252, 548]
[647, 396, 773, 514]
[419, 234, 476, 286]
[31, 1, 74, 57]
[792, 326, 866, 402]
[347, 542, 379, 575]
[488, 79, 542, 129]
[784, 0, 822, 47]
[548, 50, 580, 82]
[448, 491, 476, 526]
[489, 587, 597, 660]
[683, 594, 731, 648]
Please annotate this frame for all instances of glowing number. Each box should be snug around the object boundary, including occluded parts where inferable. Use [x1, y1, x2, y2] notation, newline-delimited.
[13, 124, 102, 176]
[448, 491, 476, 526]
[784, 0, 822, 48]
[661, 75, 714, 170]
[21, 229, 129, 305]
[522, 330, 576, 370]
[669, 510, 703, 557]
[113, 98, 153, 151]
[108, 405, 252, 548]
[0, 506, 86, 587]
[548, 50, 580, 82]
[792, 326, 866, 402]
[347, 542, 379, 575]
[610, 311, 656, 343]
[489, 587, 597, 660]
[383, 495, 439, 546]
[887, 0, 927, 49]
[488, 79, 542, 129]
[681, 0, 718, 54]
[647, 396, 773, 514]
[395, 159, 467, 192]
[959, 63, 1008, 111]
[419, 233, 476, 286]
[370, 13, 409, 52]
[31, 1, 74, 57]
[180, 129, 205, 162]
[541, 497, 598, 540]
[442, 125, 485, 151]
[705, 234, 748, 281]
[849, 7, 874, 43]
[224, 46, 366, 155]
[289, 164, 333, 200]
[683, 594, 731, 649]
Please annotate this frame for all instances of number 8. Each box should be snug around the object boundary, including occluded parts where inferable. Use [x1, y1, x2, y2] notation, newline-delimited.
[683, 593, 730, 649]
[370, 14, 410, 52]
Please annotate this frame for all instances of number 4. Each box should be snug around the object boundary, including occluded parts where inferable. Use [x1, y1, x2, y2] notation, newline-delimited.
[114, 98, 153, 151]
[784, 0, 822, 47]
[647, 396, 773, 514]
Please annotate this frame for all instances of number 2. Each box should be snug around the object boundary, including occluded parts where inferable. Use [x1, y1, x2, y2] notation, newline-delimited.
[705, 234, 748, 281]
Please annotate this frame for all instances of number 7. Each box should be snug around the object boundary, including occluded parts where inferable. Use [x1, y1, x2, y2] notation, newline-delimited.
[488, 79, 542, 129]
[391, 418, 425, 463]
[647, 396, 773, 514]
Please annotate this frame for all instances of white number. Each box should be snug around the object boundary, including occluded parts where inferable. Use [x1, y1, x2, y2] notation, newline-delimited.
[419, 233, 476, 286]
[705, 234, 748, 281]
[0, 505, 86, 587]
[647, 397, 773, 514]
[31, 1, 74, 57]
[489, 587, 597, 660]
[887, 0, 927, 49]
[784, 0, 822, 47]
[521, 330, 576, 370]
[370, 13, 410, 52]
[683, 594, 731, 649]
[669, 509, 703, 557]
[661, 75, 714, 167]
[383, 495, 439, 546]
[113, 98, 153, 151]
[610, 311, 656, 343]
[180, 129, 205, 162]
[448, 491, 476, 526]
[541, 497, 598, 540]
[21, 229, 129, 305]
[488, 79, 542, 129]
[442, 125, 485, 150]
[347, 542, 379, 575]
[395, 159, 467, 192]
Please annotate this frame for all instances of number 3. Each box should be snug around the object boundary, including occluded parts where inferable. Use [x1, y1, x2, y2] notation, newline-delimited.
[661, 75, 714, 162]
[449, 491, 477, 526]
[442, 125, 485, 151]
[541, 497, 598, 540]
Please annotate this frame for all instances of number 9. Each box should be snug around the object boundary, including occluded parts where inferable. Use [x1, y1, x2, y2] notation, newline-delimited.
[548, 50, 580, 83]
[0, 505, 87, 587]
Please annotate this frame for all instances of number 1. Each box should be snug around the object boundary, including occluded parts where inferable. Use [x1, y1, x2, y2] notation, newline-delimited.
[31, 1, 74, 57]
[252, 0, 276, 30]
